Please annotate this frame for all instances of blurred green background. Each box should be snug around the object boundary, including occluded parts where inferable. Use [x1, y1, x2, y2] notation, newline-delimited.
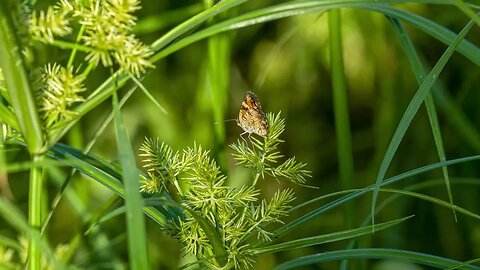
[2, 1, 480, 269]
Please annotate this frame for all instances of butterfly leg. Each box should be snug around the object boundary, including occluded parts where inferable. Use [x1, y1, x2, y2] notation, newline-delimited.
[239, 131, 248, 143]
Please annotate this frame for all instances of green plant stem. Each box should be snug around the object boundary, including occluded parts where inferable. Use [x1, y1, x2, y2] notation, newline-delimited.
[31, 36, 92, 53]
[253, 143, 267, 186]
[0, 1, 44, 154]
[67, 25, 86, 69]
[329, 9, 354, 227]
[28, 154, 44, 270]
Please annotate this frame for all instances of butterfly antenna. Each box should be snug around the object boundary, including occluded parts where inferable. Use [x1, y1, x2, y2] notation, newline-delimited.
[214, 118, 237, 125]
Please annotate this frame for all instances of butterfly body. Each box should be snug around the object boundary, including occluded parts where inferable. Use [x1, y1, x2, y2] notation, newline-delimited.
[237, 91, 269, 138]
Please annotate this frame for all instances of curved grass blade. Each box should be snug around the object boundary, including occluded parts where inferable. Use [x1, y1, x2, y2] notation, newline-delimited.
[365, 5, 480, 66]
[380, 188, 480, 221]
[274, 248, 480, 270]
[253, 216, 413, 254]
[151, 2, 480, 67]
[151, 0, 248, 51]
[454, 0, 480, 27]
[273, 154, 480, 239]
[129, 73, 167, 114]
[340, 178, 480, 270]
[388, 17, 456, 220]
[46, 144, 177, 226]
[134, 3, 204, 35]
[370, 14, 477, 230]
[447, 258, 480, 270]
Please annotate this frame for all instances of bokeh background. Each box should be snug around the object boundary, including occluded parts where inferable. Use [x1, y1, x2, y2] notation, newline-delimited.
[2, 1, 480, 269]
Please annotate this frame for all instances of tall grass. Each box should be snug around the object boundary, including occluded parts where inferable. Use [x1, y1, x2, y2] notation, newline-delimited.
[0, 0, 479, 269]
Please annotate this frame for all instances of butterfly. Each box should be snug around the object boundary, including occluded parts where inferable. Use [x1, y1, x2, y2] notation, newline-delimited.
[237, 91, 269, 138]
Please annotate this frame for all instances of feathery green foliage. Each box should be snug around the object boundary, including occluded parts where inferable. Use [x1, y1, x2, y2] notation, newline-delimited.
[230, 112, 311, 185]
[139, 112, 310, 269]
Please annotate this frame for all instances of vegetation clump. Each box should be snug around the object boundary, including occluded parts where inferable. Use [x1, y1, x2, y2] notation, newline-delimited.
[139, 112, 311, 269]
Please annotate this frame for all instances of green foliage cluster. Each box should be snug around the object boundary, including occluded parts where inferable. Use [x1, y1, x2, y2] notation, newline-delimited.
[230, 112, 311, 186]
[0, 0, 479, 269]
[0, 0, 154, 132]
[139, 112, 309, 269]
[37, 63, 86, 128]
[29, 0, 153, 76]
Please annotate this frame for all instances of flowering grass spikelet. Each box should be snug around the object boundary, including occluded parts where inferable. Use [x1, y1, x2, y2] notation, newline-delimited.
[29, 0, 153, 77]
[29, 1, 73, 43]
[39, 63, 85, 128]
[78, 0, 152, 77]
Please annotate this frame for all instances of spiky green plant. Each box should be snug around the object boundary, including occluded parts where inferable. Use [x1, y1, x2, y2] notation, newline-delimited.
[139, 112, 311, 269]
[37, 63, 86, 128]
[18, 0, 154, 131]
[29, 0, 153, 77]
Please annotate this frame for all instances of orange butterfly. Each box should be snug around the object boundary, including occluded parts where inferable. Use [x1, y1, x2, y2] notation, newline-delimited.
[237, 91, 269, 138]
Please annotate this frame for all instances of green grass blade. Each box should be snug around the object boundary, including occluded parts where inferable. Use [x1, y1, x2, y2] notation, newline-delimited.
[206, 19, 230, 168]
[134, 3, 203, 35]
[151, 0, 248, 52]
[380, 188, 480, 221]
[274, 248, 480, 270]
[388, 17, 456, 220]
[447, 258, 480, 270]
[454, 0, 480, 27]
[129, 73, 167, 114]
[253, 216, 413, 254]
[151, 2, 480, 67]
[46, 143, 174, 226]
[366, 5, 480, 66]
[341, 178, 480, 269]
[273, 154, 480, 238]
[0, 1, 44, 154]
[112, 93, 149, 270]
[83, 85, 138, 153]
[329, 8, 355, 227]
[370, 14, 477, 230]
